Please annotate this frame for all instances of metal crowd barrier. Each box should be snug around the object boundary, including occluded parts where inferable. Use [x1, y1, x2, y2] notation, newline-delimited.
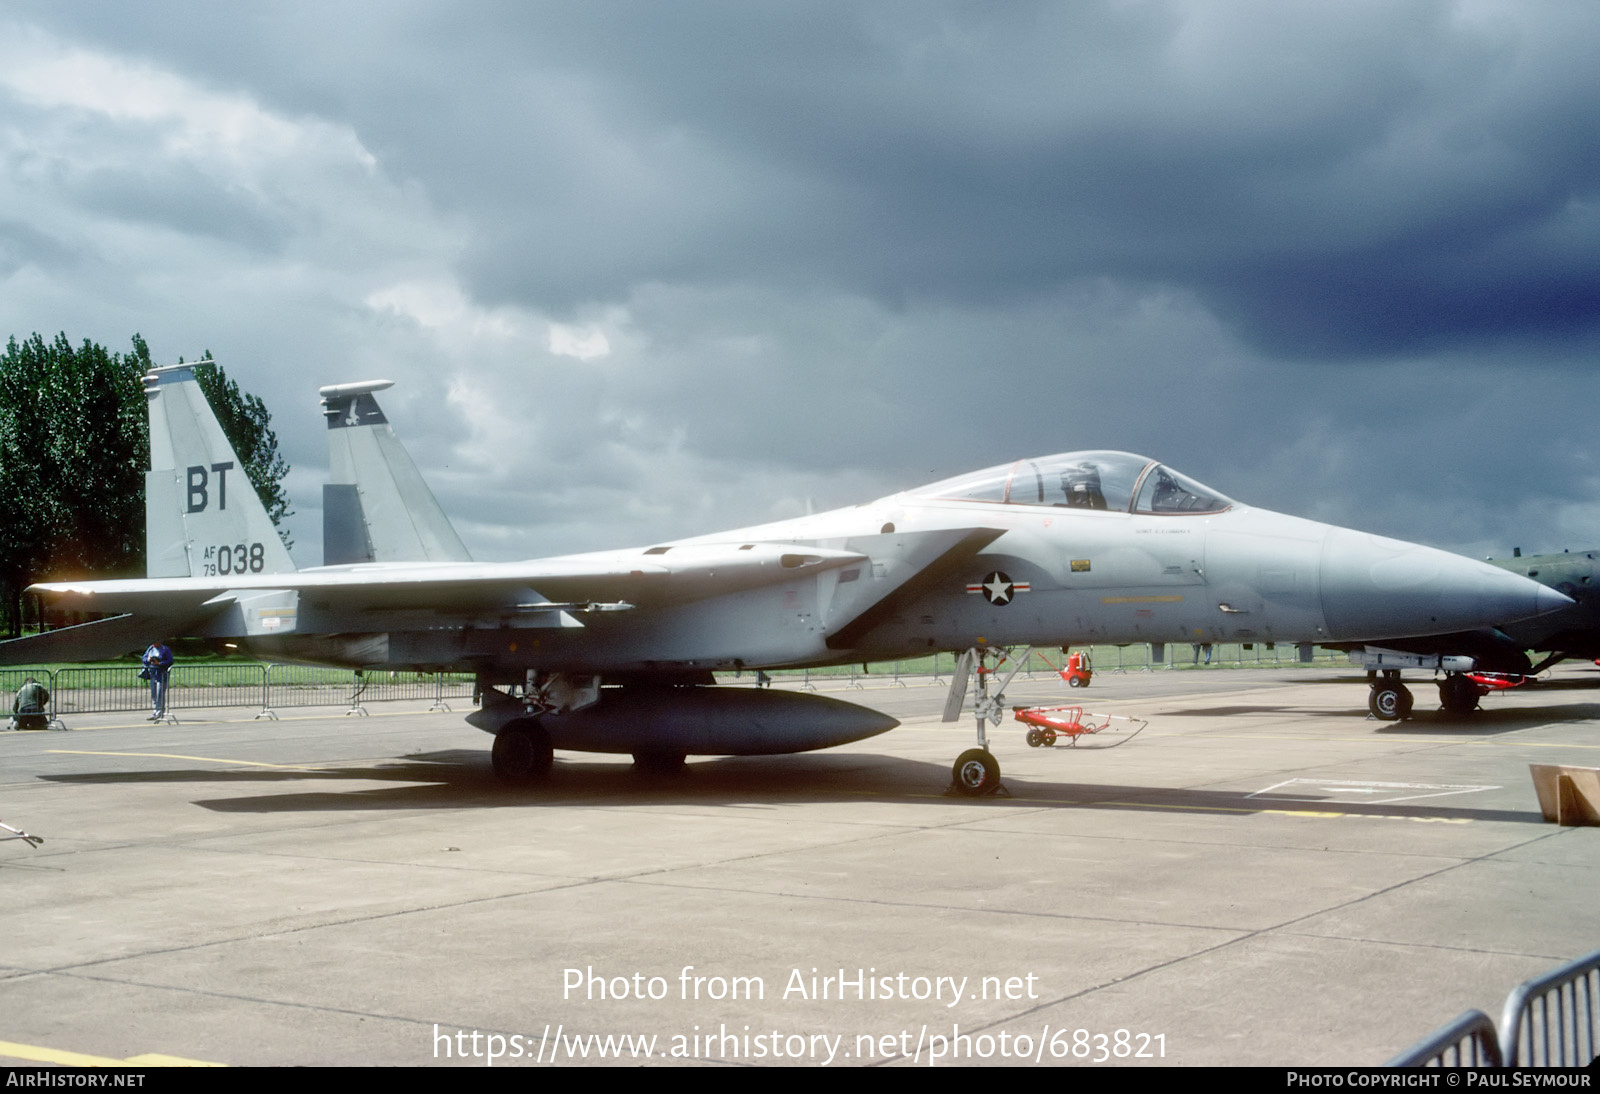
[1500, 946, 1600, 1066]
[1390, 948, 1600, 1067]
[1, 668, 42, 700]
[5, 664, 475, 720]
[774, 642, 1345, 688]
[774, 639, 1350, 684]
[1389, 1009, 1503, 1067]
[7, 642, 1351, 723]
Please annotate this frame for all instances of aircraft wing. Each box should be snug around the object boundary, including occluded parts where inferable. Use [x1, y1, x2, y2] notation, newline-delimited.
[24, 542, 875, 619]
[14, 528, 1006, 656]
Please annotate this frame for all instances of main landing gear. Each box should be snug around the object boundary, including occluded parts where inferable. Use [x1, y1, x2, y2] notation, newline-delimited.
[1356, 648, 1513, 722]
[491, 719, 553, 783]
[1365, 669, 1490, 721]
[1367, 671, 1413, 721]
[1438, 673, 1482, 717]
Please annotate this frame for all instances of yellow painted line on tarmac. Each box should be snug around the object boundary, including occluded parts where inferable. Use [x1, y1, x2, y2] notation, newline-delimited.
[0, 1038, 224, 1066]
[917, 792, 1341, 815]
[1194, 732, 1600, 751]
[57, 707, 449, 730]
[1479, 739, 1600, 750]
[967, 795, 1468, 822]
[1086, 800, 1347, 818]
[46, 749, 311, 769]
[1192, 733, 1453, 743]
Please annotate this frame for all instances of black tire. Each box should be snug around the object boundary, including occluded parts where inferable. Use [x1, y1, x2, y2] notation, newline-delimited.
[1439, 674, 1480, 716]
[1068, 676, 1083, 688]
[1368, 683, 1407, 721]
[1026, 728, 1042, 748]
[632, 751, 687, 773]
[952, 748, 1000, 796]
[1041, 727, 1057, 747]
[491, 720, 553, 783]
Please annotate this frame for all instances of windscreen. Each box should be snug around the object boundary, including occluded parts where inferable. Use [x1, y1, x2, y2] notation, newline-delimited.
[914, 451, 1232, 515]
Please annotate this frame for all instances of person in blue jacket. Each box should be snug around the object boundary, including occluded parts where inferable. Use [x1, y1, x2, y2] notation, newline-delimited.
[142, 640, 174, 721]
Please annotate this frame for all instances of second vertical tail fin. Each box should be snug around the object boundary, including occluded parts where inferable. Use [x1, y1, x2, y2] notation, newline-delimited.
[319, 380, 471, 566]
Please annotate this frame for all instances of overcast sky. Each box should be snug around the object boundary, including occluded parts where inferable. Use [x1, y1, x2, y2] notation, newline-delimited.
[3, 1, 1598, 565]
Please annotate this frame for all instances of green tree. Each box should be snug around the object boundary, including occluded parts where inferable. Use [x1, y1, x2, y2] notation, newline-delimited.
[192, 356, 294, 544]
[0, 334, 291, 636]
[0, 333, 148, 636]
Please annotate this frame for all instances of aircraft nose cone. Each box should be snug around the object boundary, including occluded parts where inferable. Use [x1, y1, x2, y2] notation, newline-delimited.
[1319, 528, 1572, 640]
[1535, 583, 1574, 617]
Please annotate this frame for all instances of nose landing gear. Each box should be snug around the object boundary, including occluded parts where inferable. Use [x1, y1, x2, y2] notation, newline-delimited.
[943, 647, 1024, 797]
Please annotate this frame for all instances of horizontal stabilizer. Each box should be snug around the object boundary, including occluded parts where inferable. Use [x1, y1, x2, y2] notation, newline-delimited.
[0, 613, 198, 665]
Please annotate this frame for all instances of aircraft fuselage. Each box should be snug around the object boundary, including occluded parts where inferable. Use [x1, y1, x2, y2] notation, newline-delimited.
[232, 479, 1560, 683]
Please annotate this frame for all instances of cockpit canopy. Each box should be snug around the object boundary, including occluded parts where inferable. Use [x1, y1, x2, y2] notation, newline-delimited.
[913, 451, 1234, 515]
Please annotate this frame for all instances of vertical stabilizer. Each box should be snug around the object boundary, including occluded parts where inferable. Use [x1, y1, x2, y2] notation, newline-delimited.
[319, 380, 471, 565]
[144, 365, 297, 578]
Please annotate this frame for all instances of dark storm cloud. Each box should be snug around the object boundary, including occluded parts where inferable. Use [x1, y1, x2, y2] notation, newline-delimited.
[69, 160, 293, 252]
[5, 2, 1600, 561]
[25, 1, 1600, 360]
[402, 2, 1600, 360]
[0, 218, 76, 279]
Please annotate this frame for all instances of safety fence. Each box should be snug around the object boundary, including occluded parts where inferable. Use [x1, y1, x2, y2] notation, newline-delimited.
[4, 643, 1349, 721]
[760, 641, 1347, 689]
[1500, 946, 1600, 1066]
[1389, 1010, 1502, 1067]
[1389, 947, 1600, 1066]
[2, 664, 474, 719]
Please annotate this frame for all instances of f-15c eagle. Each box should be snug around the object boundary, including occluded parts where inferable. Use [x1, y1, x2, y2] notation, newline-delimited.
[1, 365, 1568, 794]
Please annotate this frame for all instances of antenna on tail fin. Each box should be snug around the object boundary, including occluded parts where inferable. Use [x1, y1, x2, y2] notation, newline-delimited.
[143, 364, 296, 579]
[319, 380, 471, 566]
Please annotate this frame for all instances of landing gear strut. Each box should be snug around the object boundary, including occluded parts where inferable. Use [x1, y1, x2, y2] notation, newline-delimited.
[944, 646, 1026, 796]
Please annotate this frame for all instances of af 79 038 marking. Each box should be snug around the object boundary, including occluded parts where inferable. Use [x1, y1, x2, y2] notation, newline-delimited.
[201, 542, 266, 577]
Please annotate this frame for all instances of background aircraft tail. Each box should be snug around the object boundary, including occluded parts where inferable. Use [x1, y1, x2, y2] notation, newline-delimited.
[145, 364, 297, 578]
[319, 380, 472, 565]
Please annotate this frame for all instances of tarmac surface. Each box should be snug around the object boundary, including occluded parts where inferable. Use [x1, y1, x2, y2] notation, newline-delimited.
[3, 662, 1599, 1067]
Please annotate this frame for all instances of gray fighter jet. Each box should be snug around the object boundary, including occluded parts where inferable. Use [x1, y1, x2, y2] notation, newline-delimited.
[1495, 548, 1600, 672]
[1, 365, 1570, 793]
[1343, 546, 1600, 718]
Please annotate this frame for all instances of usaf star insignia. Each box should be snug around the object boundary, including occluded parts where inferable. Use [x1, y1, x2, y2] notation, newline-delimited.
[966, 571, 1030, 605]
